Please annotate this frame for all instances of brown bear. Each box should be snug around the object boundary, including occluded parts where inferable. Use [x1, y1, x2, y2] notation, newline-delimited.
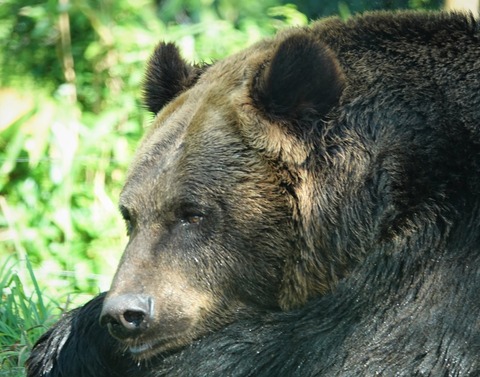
[27, 11, 480, 377]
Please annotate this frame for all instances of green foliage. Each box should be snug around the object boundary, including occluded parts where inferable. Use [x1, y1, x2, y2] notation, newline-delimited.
[0, 257, 59, 376]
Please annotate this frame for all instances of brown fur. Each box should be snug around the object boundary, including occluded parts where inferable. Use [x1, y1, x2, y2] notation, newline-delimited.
[101, 25, 349, 358]
[101, 10, 480, 360]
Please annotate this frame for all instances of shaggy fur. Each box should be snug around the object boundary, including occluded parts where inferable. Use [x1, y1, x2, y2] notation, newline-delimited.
[27, 11, 480, 377]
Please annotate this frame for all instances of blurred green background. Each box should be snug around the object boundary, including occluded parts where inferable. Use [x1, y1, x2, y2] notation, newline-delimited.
[0, 0, 467, 374]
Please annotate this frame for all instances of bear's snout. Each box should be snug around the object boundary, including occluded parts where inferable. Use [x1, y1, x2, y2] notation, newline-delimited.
[100, 294, 153, 340]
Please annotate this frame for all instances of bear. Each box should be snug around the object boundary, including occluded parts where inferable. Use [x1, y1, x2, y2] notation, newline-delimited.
[26, 10, 480, 377]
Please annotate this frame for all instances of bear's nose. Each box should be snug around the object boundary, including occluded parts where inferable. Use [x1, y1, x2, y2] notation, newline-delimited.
[99, 294, 153, 340]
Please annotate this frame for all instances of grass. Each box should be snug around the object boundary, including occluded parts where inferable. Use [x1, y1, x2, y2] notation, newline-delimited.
[0, 257, 62, 377]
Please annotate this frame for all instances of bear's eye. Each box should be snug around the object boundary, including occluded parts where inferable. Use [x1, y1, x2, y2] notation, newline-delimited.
[119, 205, 133, 235]
[124, 219, 133, 235]
[180, 214, 204, 226]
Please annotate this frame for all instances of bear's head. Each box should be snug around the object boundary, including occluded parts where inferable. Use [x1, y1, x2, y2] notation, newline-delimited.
[99, 30, 379, 360]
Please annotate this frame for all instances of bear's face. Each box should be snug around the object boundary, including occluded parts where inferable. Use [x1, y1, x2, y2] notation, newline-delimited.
[107, 88, 294, 358]
[100, 34, 346, 360]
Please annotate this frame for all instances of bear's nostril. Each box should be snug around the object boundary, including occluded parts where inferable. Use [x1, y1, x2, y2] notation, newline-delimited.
[99, 294, 153, 339]
[122, 310, 146, 328]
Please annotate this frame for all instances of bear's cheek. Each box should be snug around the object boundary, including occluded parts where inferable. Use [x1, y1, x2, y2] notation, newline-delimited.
[143, 271, 217, 341]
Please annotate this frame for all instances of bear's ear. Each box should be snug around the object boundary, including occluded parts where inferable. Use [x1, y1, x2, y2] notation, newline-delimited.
[143, 42, 205, 114]
[252, 33, 344, 120]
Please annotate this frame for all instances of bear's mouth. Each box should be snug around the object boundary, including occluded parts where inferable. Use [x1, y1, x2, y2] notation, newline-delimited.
[127, 338, 169, 360]
[129, 342, 156, 355]
[126, 334, 190, 360]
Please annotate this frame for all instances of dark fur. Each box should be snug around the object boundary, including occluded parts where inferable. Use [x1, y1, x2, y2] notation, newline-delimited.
[143, 42, 206, 114]
[252, 33, 345, 120]
[26, 294, 143, 377]
[27, 11, 480, 376]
